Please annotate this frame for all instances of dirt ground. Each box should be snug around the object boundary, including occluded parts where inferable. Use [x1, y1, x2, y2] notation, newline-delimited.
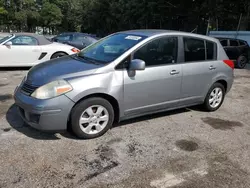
[0, 65, 250, 188]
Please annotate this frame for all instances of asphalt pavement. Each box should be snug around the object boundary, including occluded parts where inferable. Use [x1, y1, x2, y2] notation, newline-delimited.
[0, 67, 250, 188]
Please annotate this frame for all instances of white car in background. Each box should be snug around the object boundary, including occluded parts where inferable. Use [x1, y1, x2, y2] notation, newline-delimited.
[0, 33, 80, 67]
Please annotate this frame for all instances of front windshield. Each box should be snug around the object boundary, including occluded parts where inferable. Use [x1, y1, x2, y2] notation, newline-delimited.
[78, 33, 147, 64]
[0, 34, 13, 44]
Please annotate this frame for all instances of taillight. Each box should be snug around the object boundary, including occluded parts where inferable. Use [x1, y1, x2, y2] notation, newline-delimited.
[223, 60, 234, 69]
[71, 48, 80, 53]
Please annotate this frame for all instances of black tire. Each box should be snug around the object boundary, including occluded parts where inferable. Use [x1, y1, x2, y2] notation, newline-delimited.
[203, 83, 225, 112]
[51, 52, 67, 59]
[70, 97, 114, 139]
[236, 55, 248, 69]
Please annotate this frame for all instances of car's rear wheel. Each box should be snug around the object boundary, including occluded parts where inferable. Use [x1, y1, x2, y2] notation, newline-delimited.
[236, 55, 248, 69]
[51, 52, 67, 59]
[70, 97, 114, 139]
[203, 83, 225, 112]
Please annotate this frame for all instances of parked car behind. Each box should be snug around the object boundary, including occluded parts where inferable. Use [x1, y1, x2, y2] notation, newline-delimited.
[51, 32, 98, 50]
[14, 30, 234, 139]
[217, 37, 249, 69]
[0, 33, 80, 67]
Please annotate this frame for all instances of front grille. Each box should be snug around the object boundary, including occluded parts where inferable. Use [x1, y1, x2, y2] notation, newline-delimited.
[21, 82, 39, 96]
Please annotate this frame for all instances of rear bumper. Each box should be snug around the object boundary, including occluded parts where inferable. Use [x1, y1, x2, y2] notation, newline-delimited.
[14, 86, 75, 132]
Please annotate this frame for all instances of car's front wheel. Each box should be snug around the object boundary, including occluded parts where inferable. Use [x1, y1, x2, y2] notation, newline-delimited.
[51, 52, 68, 59]
[203, 83, 225, 112]
[70, 97, 114, 139]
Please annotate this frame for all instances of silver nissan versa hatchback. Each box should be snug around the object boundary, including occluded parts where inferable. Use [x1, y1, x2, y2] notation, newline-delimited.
[14, 30, 234, 139]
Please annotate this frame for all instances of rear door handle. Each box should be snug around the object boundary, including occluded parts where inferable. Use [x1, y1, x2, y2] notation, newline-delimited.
[209, 65, 216, 70]
[170, 70, 180, 75]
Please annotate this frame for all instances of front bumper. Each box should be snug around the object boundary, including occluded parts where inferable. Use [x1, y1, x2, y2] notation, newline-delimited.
[14, 86, 75, 132]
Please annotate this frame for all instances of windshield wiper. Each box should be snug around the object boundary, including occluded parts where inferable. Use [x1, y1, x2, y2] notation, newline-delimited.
[81, 56, 102, 65]
[72, 54, 101, 65]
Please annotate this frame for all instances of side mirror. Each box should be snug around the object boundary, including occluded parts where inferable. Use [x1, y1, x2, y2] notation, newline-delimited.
[129, 59, 146, 71]
[5, 41, 12, 46]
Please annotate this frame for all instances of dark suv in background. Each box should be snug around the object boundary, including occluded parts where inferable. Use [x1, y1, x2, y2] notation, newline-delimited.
[51, 32, 99, 50]
[217, 37, 249, 69]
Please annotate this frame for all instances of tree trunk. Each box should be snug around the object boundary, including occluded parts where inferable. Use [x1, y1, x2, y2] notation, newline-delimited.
[239, 2, 250, 30]
[206, 17, 211, 35]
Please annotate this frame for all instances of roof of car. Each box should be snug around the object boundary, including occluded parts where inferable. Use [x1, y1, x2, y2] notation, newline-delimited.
[59, 32, 84, 35]
[118, 29, 178, 37]
[11, 32, 52, 45]
[118, 29, 219, 42]
[58, 32, 96, 36]
[215, 37, 234, 40]
[215, 37, 247, 42]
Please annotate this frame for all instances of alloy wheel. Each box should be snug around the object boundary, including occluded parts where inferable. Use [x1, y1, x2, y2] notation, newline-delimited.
[79, 105, 109, 135]
[209, 87, 223, 108]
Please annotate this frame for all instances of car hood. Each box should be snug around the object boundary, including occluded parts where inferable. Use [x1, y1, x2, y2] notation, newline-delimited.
[26, 55, 103, 86]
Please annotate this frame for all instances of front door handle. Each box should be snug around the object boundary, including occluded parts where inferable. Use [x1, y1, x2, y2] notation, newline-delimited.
[170, 70, 180, 75]
[209, 65, 216, 70]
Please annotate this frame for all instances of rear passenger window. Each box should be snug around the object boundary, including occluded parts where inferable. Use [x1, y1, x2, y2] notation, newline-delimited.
[206, 41, 217, 60]
[134, 37, 178, 66]
[230, 40, 238, 46]
[184, 38, 205, 62]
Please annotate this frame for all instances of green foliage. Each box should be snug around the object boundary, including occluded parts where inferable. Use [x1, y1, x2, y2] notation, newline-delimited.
[40, 2, 62, 26]
[0, 7, 7, 15]
[0, 0, 249, 34]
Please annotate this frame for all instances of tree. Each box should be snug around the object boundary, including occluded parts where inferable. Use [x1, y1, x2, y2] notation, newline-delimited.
[0, 0, 8, 31]
[40, 2, 63, 34]
[0, 0, 249, 34]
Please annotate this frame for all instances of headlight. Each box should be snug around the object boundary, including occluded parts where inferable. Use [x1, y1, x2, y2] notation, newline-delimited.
[31, 80, 72, 99]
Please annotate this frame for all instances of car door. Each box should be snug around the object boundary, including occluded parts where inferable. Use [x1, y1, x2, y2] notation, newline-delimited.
[180, 37, 218, 105]
[54, 33, 73, 44]
[69, 35, 88, 49]
[6, 35, 41, 66]
[123, 36, 182, 116]
[0, 43, 13, 66]
[70, 35, 97, 50]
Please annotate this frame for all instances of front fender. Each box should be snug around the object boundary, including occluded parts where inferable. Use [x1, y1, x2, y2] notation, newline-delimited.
[65, 71, 124, 112]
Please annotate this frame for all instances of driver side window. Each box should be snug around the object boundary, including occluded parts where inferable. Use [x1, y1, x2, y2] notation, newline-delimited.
[133, 36, 178, 66]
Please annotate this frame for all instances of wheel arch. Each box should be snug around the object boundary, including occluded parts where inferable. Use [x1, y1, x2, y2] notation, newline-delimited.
[215, 79, 228, 92]
[50, 51, 68, 59]
[67, 93, 120, 129]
